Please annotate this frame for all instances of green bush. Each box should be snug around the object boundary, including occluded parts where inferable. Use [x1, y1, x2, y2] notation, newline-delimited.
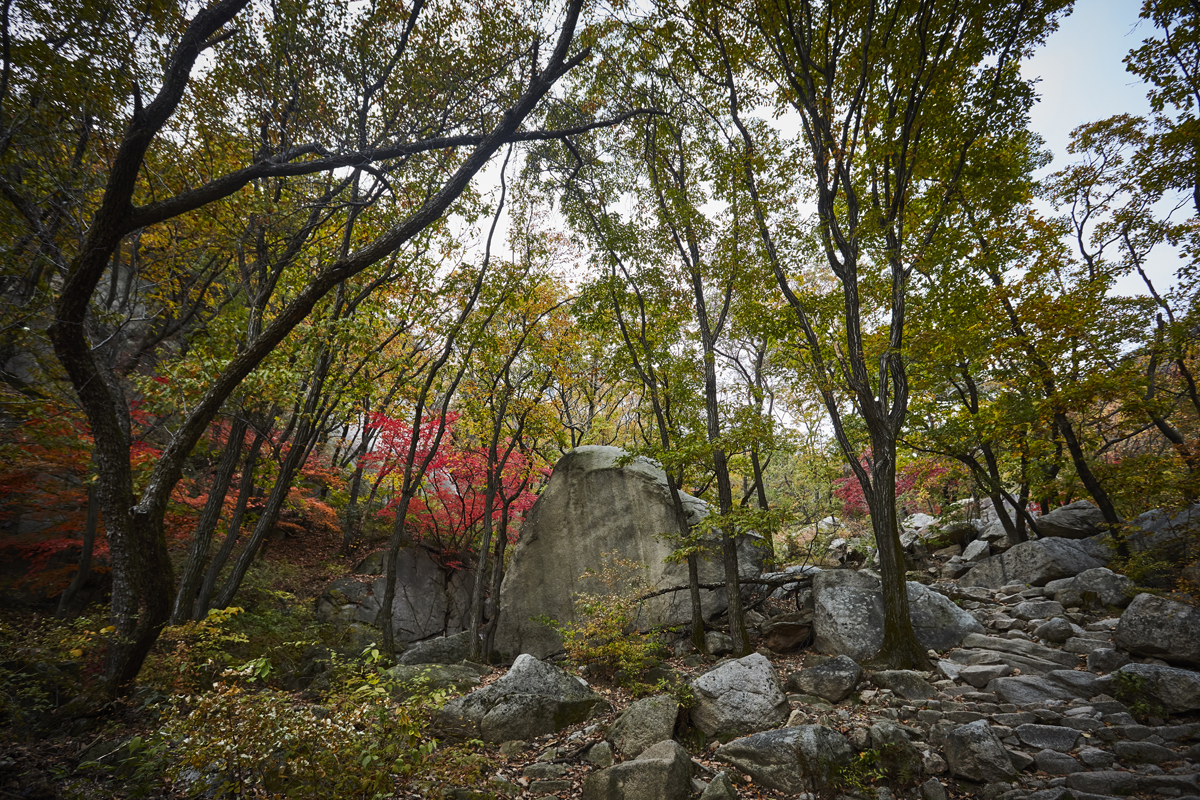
[153, 645, 458, 798]
[554, 553, 665, 689]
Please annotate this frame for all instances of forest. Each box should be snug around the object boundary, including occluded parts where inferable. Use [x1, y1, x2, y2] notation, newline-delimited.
[0, 0, 1197, 796]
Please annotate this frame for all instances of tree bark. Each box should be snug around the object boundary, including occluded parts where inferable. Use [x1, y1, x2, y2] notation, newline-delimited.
[171, 417, 248, 623]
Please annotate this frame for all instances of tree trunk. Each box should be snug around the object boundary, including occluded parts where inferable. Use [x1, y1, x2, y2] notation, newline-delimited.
[194, 427, 266, 618]
[212, 419, 320, 610]
[171, 417, 247, 623]
[865, 442, 928, 669]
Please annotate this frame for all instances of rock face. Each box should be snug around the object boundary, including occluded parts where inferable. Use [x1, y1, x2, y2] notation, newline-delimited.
[494, 447, 766, 659]
[1035, 500, 1107, 539]
[714, 725, 854, 794]
[812, 570, 982, 660]
[436, 654, 605, 742]
[315, 546, 473, 646]
[582, 740, 694, 800]
[605, 695, 679, 759]
[944, 719, 1017, 782]
[1115, 593, 1200, 668]
[690, 653, 790, 739]
[959, 537, 1108, 589]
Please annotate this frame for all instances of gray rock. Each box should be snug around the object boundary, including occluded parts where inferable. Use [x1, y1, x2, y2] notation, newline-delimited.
[989, 671, 1097, 706]
[944, 719, 1017, 783]
[1126, 504, 1200, 560]
[586, 741, 615, 768]
[921, 778, 949, 800]
[316, 545, 475, 646]
[398, 631, 476, 665]
[1064, 637, 1108, 655]
[524, 762, 568, 779]
[1114, 740, 1176, 764]
[812, 571, 982, 660]
[1073, 568, 1135, 608]
[786, 655, 862, 704]
[960, 538, 1107, 590]
[960, 664, 1012, 688]
[1088, 648, 1132, 674]
[1013, 600, 1065, 621]
[961, 634, 1080, 668]
[1115, 593, 1200, 668]
[1034, 618, 1078, 644]
[706, 631, 734, 657]
[760, 613, 812, 654]
[715, 725, 854, 794]
[691, 653, 789, 739]
[1035, 501, 1107, 539]
[869, 719, 922, 770]
[582, 740, 694, 800]
[494, 447, 766, 658]
[870, 670, 937, 700]
[1034, 749, 1085, 775]
[1065, 770, 1137, 795]
[1114, 663, 1200, 714]
[606, 695, 679, 758]
[1015, 724, 1080, 752]
[1078, 746, 1115, 768]
[963, 540, 991, 562]
[384, 663, 482, 696]
[698, 771, 737, 800]
[436, 654, 604, 742]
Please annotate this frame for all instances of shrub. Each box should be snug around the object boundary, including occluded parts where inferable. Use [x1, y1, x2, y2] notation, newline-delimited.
[153, 645, 461, 799]
[554, 553, 665, 688]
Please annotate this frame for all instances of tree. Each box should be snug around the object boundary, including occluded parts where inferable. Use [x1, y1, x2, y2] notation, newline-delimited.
[1, 0, 613, 694]
[690, 0, 1069, 667]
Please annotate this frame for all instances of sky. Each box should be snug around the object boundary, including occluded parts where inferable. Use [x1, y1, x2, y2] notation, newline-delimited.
[1021, 0, 1184, 296]
[1025, 0, 1152, 168]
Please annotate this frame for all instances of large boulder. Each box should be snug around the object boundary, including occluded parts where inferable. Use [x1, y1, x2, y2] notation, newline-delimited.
[398, 630, 474, 665]
[1035, 501, 1106, 539]
[959, 537, 1108, 589]
[1115, 593, 1200, 669]
[944, 720, 1017, 783]
[1044, 567, 1135, 609]
[436, 654, 605, 742]
[1114, 663, 1200, 714]
[690, 653, 790, 740]
[582, 740, 694, 800]
[315, 546, 473, 646]
[494, 447, 766, 658]
[715, 725, 854, 794]
[1126, 504, 1200, 559]
[606, 695, 679, 759]
[812, 570, 983, 660]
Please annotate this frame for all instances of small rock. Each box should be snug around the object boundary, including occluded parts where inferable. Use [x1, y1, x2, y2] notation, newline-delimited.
[1034, 749, 1084, 775]
[706, 631, 734, 657]
[586, 741, 614, 768]
[921, 778, 948, 800]
[1015, 724, 1081, 752]
[944, 719, 1017, 782]
[698, 771, 737, 800]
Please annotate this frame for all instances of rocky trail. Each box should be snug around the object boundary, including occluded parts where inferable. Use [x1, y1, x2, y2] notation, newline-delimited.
[411, 531, 1200, 800]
